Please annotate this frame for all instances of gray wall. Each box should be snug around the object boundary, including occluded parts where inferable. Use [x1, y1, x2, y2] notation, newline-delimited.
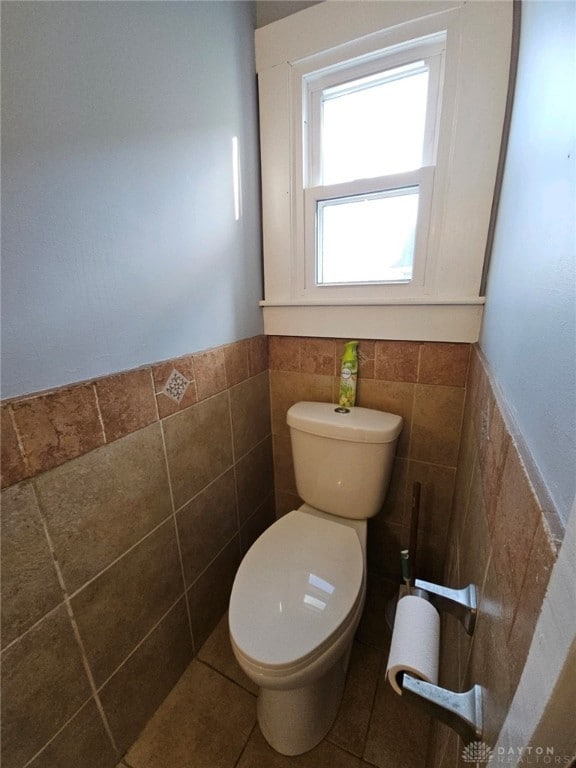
[1, 1, 263, 400]
[481, 1, 576, 523]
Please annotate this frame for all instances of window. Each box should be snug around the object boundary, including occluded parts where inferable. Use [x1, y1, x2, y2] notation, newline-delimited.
[303, 38, 444, 288]
[255, 1, 513, 341]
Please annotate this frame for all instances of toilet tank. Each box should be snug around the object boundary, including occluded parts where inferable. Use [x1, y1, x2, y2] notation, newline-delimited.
[287, 402, 403, 520]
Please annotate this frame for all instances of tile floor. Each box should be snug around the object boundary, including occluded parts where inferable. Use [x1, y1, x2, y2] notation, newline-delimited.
[115, 576, 431, 768]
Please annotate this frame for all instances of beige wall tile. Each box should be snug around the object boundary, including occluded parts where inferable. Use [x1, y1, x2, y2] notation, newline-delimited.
[272, 432, 297, 495]
[374, 341, 420, 383]
[1, 405, 29, 489]
[356, 379, 414, 458]
[1, 482, 63, 649]
[301, 338, 336, 376]
[418, 343, 470, 387]
[187, 535, 241, 650]
[94, 368, 157, 443]
[269, 370, 333, 437]
[491, 447, 541, 607]
[163, 391, 233, 509]
[411, 385, 465, 467]
[12, 384, 105, 475]
[406, 460, 456, 541]
[35, 423, 172, 592]
[240, 495, 276, 555]
[176, 469, 238, 587]
[194, 347, 227, 401]
[229, 371, 271, 458]
[268, 335, 301, 371]
[99, 598, 193, 756]
[225, 339, 251, 387]
[378, 456, 408, 527]
[27, 700, 116, 768]
[1, 604, 92, 768]
[506, 517, 558, 687]
[463, 558, 514, 746]
[235, 437, 274, 526]
[275, 489, 302, 518]
[249, 335, 269, 376]
[125, 659, 255, 768]
[71, 520, 184, 687]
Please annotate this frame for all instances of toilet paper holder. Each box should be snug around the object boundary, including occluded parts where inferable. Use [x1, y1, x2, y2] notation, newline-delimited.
[402, 675, 483, 743]
[400, 579, 482, 742]
[414, 579, 477, 635]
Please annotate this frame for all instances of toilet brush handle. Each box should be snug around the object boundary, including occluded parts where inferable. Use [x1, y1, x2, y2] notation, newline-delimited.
[400, 550, 412, 595]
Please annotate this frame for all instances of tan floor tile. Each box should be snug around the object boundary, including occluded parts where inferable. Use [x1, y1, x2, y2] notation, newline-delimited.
[197, 613, 258, 695]
[237, 726, 362, 767]
[126, 659, 255, 768]
[363, 664, 431, 768]
[328, 642, 382, 757]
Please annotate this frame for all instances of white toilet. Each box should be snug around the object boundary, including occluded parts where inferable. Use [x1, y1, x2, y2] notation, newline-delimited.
[228, 401, 402, 755]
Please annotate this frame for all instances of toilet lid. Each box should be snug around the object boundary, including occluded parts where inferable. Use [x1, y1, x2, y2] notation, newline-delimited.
[229, 511, 363, 668]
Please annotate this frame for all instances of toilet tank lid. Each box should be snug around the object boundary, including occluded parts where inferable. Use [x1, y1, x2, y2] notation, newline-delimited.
[287, 402, 402, 443]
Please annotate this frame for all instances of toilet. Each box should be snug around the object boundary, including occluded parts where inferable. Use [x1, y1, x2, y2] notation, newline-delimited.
[228, 401, 402, 755]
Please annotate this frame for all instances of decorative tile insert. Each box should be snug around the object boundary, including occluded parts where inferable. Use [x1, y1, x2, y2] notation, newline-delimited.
[162, 369, 190, 404]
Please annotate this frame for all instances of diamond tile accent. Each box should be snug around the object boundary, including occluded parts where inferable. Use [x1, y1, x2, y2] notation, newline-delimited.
[162, 370, 189, 404]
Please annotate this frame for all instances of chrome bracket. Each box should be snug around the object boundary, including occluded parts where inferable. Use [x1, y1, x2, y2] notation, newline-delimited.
[402, 675, 483, 743]
[414, 579, 477, 635]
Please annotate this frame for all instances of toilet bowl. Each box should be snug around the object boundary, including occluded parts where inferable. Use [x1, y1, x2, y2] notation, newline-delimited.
[229, 402, 402, 755]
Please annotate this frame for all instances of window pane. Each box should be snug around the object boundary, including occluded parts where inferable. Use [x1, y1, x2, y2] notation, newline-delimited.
[322, 63, 429, 185]
[317, 188, 418, 284]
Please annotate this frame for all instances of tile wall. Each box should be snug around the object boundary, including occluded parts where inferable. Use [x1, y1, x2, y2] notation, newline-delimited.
[269, 335, 471, 584]
[427, 346, 563, 765]
[0, 335, 275, 768]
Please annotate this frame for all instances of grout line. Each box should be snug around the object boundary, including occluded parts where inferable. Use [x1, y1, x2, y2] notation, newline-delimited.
[0, 598, 66, 654]
[8, 404, 33, 476]
[95, 594, 189, 692]
[196, 656, 257, 699]
[20, 698, 108, 768]
[64, 515, 174, 602]
[91, 383, 108, 444]
[30, 483, 120, 754]
[232, 722, 258, 768]
[158, 419, 196, 654]
[148, 368, 161, 421]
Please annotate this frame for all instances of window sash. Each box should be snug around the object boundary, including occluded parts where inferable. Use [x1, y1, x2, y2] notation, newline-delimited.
[304, 167, 435, 294]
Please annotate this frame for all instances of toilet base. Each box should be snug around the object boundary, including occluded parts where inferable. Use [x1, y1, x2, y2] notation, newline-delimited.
[256, 644, 351, 756]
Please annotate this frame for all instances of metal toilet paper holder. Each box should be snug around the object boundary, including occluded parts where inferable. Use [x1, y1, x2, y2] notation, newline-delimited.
[414, 578, 477, 635]
[401, 580, 483, 743]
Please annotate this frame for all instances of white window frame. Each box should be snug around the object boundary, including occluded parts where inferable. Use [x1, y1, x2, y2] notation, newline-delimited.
[255, 1, 513, 342]
[301, 35, 445, 297]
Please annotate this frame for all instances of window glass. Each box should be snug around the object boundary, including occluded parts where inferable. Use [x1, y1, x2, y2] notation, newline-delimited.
[321, 62, 429, 185]
[317, 187, 419, 284]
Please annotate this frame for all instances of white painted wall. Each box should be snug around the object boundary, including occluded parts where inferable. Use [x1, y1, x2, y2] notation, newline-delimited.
[1, 1, 263, 400]
[481, 0, 576, 524]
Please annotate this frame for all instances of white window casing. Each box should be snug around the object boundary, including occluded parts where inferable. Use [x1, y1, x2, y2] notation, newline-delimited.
[256, 1, 513, 341]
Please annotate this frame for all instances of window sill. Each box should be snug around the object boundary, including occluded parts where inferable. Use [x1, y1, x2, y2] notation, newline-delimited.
[260, 297, 485, 342]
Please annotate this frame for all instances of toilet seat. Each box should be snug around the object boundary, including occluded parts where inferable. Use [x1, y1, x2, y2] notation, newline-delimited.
[229, 510, 363, 675]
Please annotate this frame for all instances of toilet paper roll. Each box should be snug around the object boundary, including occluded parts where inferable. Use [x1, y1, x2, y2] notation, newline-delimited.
[386, 595, 440, 696]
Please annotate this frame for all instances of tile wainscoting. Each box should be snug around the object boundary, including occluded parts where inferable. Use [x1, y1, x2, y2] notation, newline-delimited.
[2, 335, 563, 767]
[1, 336, 275, 768]
[427, 346, 562, 766]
